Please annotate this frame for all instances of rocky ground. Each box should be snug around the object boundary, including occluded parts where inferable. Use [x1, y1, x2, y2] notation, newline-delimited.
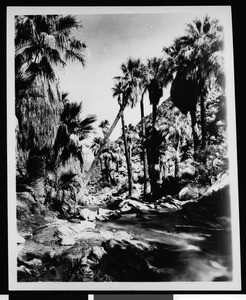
[17, 172, 231, 282]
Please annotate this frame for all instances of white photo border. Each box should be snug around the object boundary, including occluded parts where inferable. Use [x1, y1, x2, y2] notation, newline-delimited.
[7, 5, 241, 291]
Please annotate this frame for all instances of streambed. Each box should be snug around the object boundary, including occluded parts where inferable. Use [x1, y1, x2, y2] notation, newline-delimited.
[95, 208, 232, 281]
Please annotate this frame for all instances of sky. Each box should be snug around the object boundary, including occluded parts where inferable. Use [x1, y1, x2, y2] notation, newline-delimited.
[57, 7, 231, 141]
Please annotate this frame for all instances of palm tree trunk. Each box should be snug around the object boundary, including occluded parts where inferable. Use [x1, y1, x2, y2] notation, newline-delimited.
[152, 102, 157, 128]
[148, 99, 160, 200]
[121, 112, 133, 197]
[27, 153, 46, 202]
[200, 94, 207, 150]
[190, 109, 199, 156]
[140, 94, 148, 198]
[99, 157, 103, 172]
[84, 102, 127, 186]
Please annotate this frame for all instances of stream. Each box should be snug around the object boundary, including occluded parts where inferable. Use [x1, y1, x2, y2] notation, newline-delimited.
[95, 208, 232, 281]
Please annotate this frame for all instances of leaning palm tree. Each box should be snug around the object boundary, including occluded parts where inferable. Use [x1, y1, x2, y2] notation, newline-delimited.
[112, 79, 133, 196]
[84, 80, 133, 188]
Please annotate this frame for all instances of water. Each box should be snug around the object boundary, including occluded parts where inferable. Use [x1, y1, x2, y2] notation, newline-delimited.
[96, 209, 232, 281]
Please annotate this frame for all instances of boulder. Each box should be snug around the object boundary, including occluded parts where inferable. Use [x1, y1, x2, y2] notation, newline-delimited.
[32, 220, 96, 245]
[88, 246, 107, 261]
[106, 198, 123, 210]
[96, 208, 121, 221]
[182, 175, 231, 222]
[178, 159, 196, 179]
[17, 191, 57, 235]
[17, 232, 26, 244]
[119, 199, 151, 213]
[130, 184, 142, 200]
[203, 172, 229, 196]
[178, 186, 199, 201]
[78, 208, 97, 221]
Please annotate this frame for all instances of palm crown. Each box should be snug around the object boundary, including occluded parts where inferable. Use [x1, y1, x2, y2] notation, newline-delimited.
[15, 15, 86, 81]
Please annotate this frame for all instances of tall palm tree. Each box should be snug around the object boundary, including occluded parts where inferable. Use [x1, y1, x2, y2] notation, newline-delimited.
[118, 57, 142, 107]
[112, 79, 133, 196]
[15, 15, 87, 200]
[15, 15, 86, 82]
[163, 15, 224, 152]
[144, 57, 173, 198]
[117, 58, 149, 196]
[125, 123, 137, 160]
[15, 14, 87, 151]
[84, 79, 133, 188]
[146, 57, 173, 128]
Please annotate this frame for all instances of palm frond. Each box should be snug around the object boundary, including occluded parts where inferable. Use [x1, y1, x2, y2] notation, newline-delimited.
[61, 101, 82, 123]
[69, 37, 87, 51]
[99, 119, 110, 128]
[65, 49, 86, 67]
[78, 114, 97, 137]
[56, 15, 81, 34]
[58, 170, 78, 188]
[45, 47, 66, 67]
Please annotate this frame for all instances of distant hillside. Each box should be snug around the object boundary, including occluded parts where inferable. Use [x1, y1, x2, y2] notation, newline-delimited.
[136, 97, 192, 134]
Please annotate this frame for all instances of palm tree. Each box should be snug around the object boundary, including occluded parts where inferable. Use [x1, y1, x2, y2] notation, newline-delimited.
[91, 137, 103, 155]
[163, 15, 224, 152]
[112, 79, 133, 196]
[125, 123, 136, 160]
[119, 58, 149, 197]
[84, 79, 133, 188]
[15, 15, 87, 200]
[15, 14, 86, 150]
[170, 70, 199, 153]
[144, 57, 173, 198]
[15, 15, 86, 82]
[52, 95, 97, 171]
[99, 119, 110, 137]
[146, 57, 173, 128]
[91, 136, 112, 182]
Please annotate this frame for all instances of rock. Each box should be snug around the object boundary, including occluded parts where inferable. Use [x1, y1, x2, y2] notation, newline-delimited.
[98, 239, 160, 281]
[203, 172, 229, 196]
[178, 186, 199, 201]
[119, 199, 150, 213]
[26, 258, 43, 267]
[89, 246, 107, 261]
[17, 265, 32, 276]
[130, 184, 142, 200]
[78, 208, 97, 221]
[33, 220, 96, 245]
[106, 198, 123, 210]
[182, 178, 231, 221]
[178, 160, 196, 179]
[60, 235, 76, 246]
[17, 233, 26, 244]
[96, 208, 121, 221]
[17, 191, 58, 235]
[161, 202, 180, 210]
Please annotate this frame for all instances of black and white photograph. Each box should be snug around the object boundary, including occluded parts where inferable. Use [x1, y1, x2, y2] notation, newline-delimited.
[7, 6, 241, 290]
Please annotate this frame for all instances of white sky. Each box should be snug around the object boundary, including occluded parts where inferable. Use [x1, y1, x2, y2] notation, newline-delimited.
[56, 7, 231, 140]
